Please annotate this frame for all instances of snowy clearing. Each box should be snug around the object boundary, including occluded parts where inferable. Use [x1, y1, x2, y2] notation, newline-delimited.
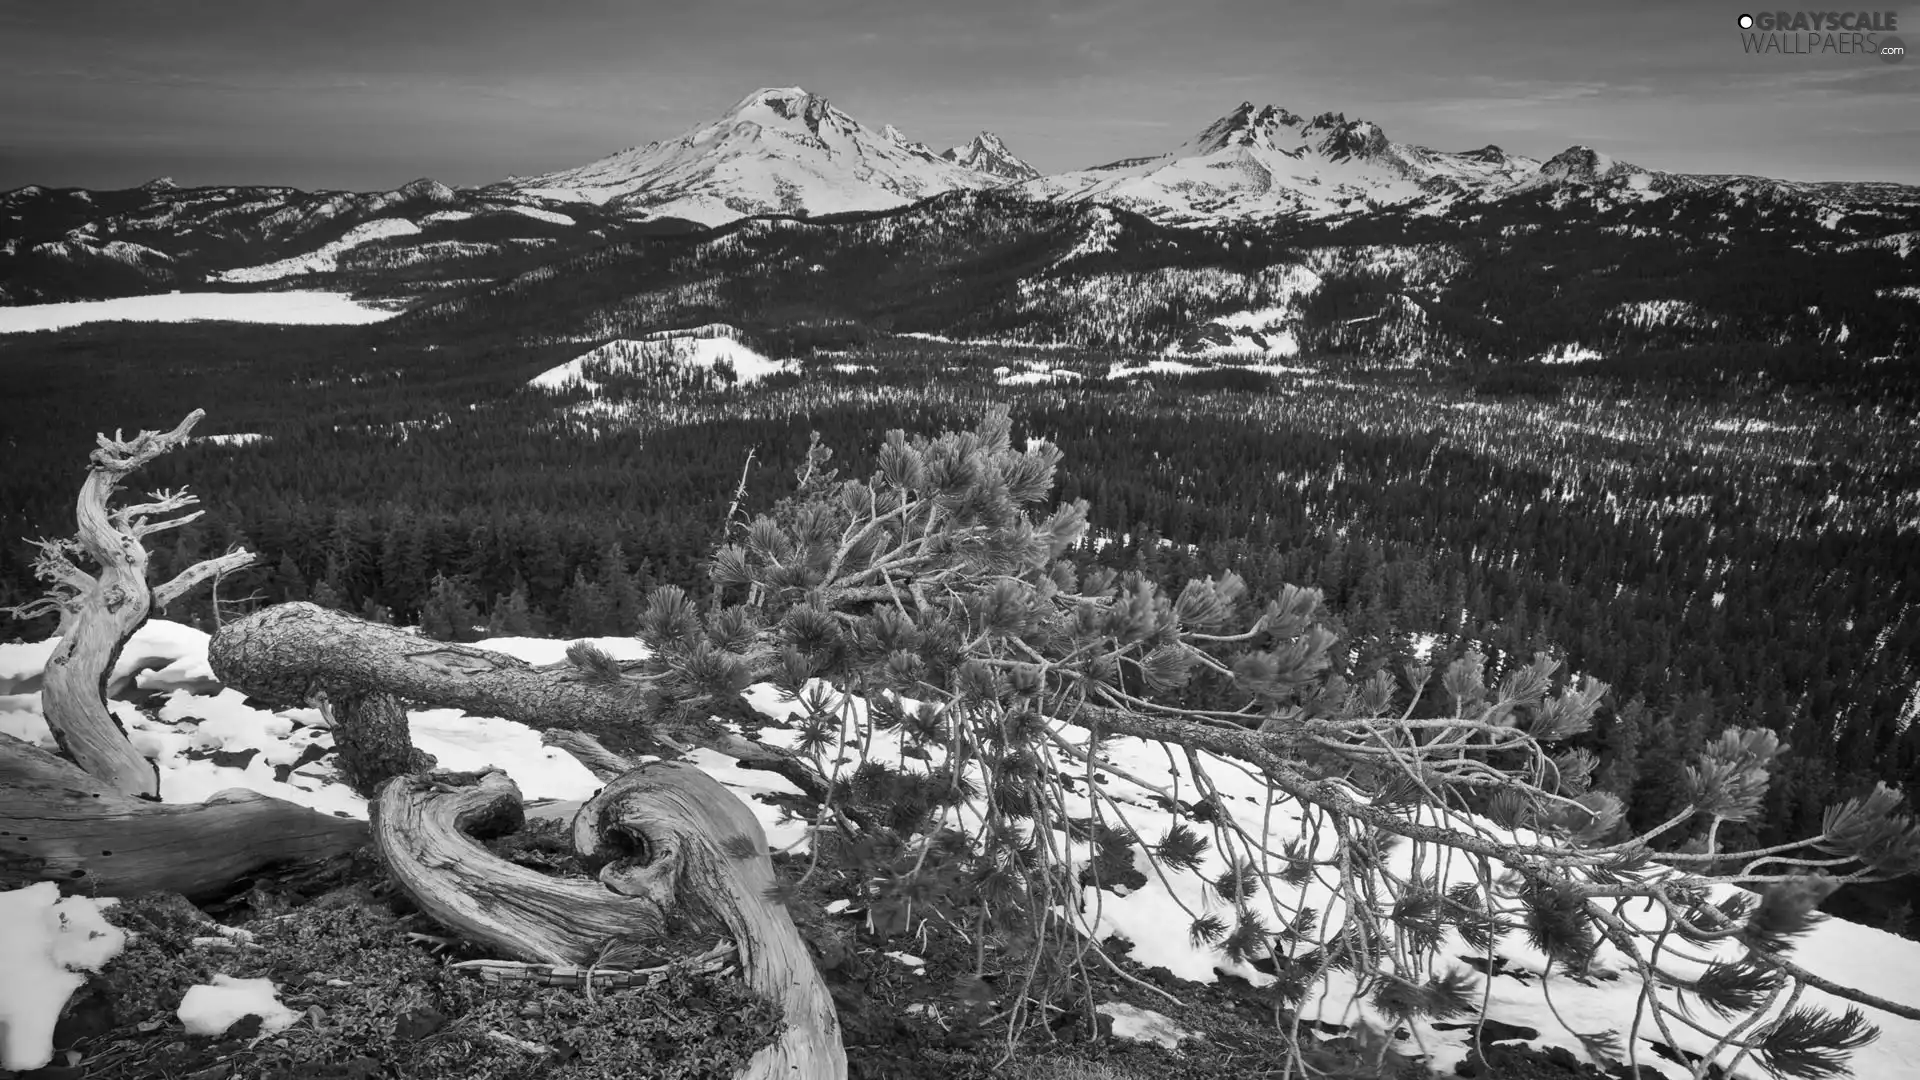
[529, 323, 791, 392]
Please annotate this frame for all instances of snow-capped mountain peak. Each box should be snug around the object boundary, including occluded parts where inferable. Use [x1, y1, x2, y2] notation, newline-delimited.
[1180, 102, 1307, 155]
[720, 86, 855, 141]
[393, 177, 458, 204]
[496, 85, 1012, 225]
[1026, 99, 1544, 224]
[942, 132, 1041, 181]
[1538, 145, 1628, 184]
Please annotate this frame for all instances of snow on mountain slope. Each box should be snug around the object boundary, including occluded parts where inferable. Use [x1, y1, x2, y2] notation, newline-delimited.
[528, 322, 790, 391]
[496, 204, 575, 227]
[1841, 230, 1917, 257]
[941, 132, 1041, 181]
[30, 235, 174, 269]
[499, 87, 1009, 224]
[1162, 264, 1323, 361]
[1505, 145, 1667, 205]
[1, 622, 1916, 1076]
[213, 218, 421, 282]
[1023, 103, 1543, 224]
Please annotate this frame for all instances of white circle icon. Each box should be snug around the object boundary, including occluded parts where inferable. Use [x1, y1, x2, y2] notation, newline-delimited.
[1739, 13, 1754, 28]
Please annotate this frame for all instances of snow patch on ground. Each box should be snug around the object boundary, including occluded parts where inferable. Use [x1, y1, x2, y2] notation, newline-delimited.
[1409, 632, 1441, 661]
[0, 885, 126, 1070]
[0, 292, 401, 335]
[1606, 300, 1722, 331]
[995, 365, 1083, 386]
[1534, 343, 1603, 365]
[198, 433, 267, 448]
[1165, 305, 1304, 361]
[1097, 1002, 1193, 1049]
[176, 975, 301, 1037]
[895, 331, 1079, 352]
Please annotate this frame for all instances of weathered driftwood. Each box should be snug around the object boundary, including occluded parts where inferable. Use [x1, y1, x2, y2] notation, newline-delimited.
[371, 768, 673, 965]
[0, 732, 367, 899]
[210, 601, 828, 801]
[579, 762, 846, 1080]
[374, 763, 847, 1080]
[4, 409, 253, 797]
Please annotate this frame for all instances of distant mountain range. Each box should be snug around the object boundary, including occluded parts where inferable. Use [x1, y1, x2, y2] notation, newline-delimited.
[2, 84, 1916, 324]
[486, 87, 1918, 226]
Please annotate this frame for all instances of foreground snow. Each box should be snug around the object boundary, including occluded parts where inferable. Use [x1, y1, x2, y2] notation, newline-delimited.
[0, 291, 402, 334]
[0, 884, 126, 1070]
[0, 621, 1916, 1076]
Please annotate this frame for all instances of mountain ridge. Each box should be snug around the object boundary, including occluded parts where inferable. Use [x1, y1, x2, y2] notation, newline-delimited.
[4, 84, 1917, 309]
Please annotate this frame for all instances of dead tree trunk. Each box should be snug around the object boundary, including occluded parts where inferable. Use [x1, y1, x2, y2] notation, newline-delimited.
[3, 410, 252, 796]
[0, 732, 367, 898]
[1, 409, 370, 896]
[374, 764, 846, 1080]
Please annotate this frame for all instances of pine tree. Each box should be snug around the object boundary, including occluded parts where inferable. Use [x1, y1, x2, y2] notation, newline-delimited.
[419, 573, 481, 642]
[486, 579, 539, 637]
[310, 578, 348, 612]
[273, 553, 308, 604]
[322, 509, 376, 598]
[598, 540, 644, 635]
[609, 407, 1919, 1080]
[562, 568, 614, 638]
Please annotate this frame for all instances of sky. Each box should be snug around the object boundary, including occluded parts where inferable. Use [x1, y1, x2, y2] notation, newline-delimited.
[0, 0, 1914, 192]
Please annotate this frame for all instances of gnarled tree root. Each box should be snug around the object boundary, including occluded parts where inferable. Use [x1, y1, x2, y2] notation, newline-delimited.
[372, 762, 846, 1080]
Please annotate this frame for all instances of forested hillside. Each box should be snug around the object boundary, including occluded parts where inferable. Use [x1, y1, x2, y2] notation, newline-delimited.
[3, 299, 1915, 936]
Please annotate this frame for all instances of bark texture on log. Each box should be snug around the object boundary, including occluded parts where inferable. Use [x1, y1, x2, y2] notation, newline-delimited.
[210, 602, 827, 801]
[0, 733, 368, 899]
[322, 690, 437, 797]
